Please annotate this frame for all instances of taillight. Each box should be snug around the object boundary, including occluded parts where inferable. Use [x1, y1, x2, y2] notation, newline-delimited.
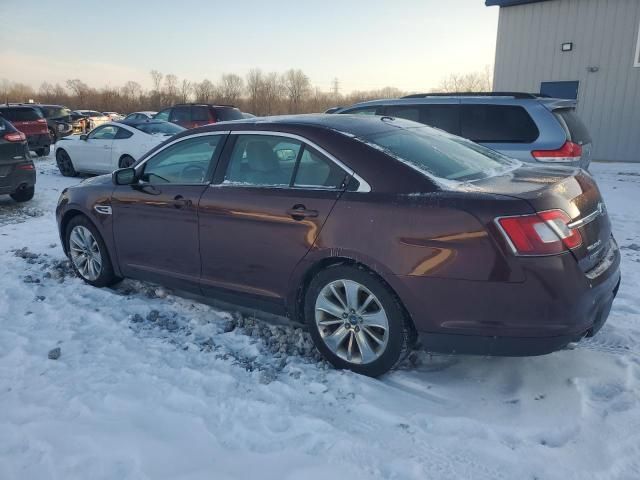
[496, 209, 582, 256]
[532, 141, 582, 163]
[17, 163, 35, 170]
[4, 131, 26, 142]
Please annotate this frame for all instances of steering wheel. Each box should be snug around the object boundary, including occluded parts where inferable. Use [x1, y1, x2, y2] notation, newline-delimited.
[181, 164, 206, 183]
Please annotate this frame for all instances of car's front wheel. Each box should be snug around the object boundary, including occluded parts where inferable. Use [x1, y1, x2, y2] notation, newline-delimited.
[56, 149, 78, 177]
[66, 215, 119, 287]
[305, 265, 413, 377]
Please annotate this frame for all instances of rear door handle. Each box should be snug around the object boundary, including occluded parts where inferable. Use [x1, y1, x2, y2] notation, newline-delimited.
[287, 205, 319, 220]
[172, 195, 192, 209]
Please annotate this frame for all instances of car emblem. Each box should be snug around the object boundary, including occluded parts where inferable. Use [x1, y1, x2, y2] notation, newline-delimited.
[587, 239, 602, 252]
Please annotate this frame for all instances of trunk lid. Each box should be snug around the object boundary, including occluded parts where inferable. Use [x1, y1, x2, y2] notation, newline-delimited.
[470, 165, 611, 272]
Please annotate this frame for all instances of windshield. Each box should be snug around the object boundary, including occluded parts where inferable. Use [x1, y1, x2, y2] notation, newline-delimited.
[134, 122, 185, 135]
[42, 106, 71, 118]
[360, 126, 519, 182]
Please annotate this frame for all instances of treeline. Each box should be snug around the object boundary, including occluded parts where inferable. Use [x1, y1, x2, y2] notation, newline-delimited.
[0, 68, 491, 115]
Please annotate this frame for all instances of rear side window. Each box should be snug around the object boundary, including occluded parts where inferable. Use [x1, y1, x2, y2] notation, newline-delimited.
[460, 105, 539, 143]
[0, 107, 43, 122]
[171, 106, 191, 122]
[293, 146, 346, 189]
[115, 128, 133, 139]
[214, 107, 244, 121]
[419, 105, 460, 135]
[385, 105, 420, 122]
[191, 106, 210, 122]
[553, 108, 591, 144]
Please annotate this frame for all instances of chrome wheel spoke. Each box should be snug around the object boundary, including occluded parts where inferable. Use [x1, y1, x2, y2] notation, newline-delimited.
[343, 280, 360, 311]
[329, 283, 348, 310]
[357, 293, 375, 314]
[323, 325, 349, 350]
[354, 330, 377, 364]
[361, 310, 388, 330]
[363, 326, 385, 345]
[316, 294, 346, 319]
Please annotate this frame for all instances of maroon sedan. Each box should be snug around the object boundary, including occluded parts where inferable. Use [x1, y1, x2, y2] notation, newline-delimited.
[56, 115, 621, 377]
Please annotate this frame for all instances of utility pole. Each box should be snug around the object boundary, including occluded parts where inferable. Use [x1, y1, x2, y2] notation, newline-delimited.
[331, 77, 340, 97]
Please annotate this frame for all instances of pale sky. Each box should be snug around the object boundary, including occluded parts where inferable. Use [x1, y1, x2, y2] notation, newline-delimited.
[0, 0, 499, 93]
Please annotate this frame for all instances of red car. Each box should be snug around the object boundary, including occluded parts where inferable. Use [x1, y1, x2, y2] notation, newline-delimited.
[154, 104, 244, 129]
[0, 105, 51, 156]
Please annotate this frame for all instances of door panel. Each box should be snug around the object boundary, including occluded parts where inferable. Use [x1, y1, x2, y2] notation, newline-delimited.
[112, 183, 207, 290]
[198, 187, 341, 302]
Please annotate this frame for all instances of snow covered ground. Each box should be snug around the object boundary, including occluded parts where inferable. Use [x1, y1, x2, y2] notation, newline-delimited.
[1, 153, 639, 480]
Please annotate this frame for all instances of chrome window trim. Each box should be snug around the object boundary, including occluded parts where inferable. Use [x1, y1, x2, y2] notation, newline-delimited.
[219, 130, 371, 193]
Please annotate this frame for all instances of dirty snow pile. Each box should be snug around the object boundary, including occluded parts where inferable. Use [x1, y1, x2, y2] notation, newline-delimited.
[0, 153, 639, 480]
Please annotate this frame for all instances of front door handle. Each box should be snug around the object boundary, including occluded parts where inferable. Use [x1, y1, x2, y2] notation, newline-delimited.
[286, 204, 319, 220]
[172, 194, 192, 209]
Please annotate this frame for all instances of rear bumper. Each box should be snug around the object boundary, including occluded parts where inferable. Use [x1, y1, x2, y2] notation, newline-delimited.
[26, 133, 51, 149]
[401, 237, 621, 356]
[0, 164, 36, 194]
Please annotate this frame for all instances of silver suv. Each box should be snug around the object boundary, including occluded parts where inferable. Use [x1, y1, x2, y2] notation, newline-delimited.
[333, 93, 592, 169]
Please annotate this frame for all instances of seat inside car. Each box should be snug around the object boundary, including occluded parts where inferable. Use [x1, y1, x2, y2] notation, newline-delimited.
[244, 140, 286, 185]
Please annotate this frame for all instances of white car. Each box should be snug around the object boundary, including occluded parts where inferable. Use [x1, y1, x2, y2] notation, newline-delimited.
[73, 110, 110, 130]
[103, 111, 124, 121]
[54, 121, 185, 176]
[122, 111, 157, 122]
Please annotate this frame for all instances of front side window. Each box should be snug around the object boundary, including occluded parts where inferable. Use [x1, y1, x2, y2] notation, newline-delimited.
[141, 135, 222, 184]
[224, 135, 302, 187]
[360, 126, 519, 182]
[89, 125, 118, 140]
[460, 105, 539, 143]
[419, 104, 460, 135]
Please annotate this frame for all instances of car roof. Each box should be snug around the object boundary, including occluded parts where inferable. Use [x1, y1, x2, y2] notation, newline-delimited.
[195, 113, 423, 138]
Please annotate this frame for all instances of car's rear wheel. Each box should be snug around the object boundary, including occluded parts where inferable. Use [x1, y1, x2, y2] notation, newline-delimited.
[35, 146, 50, 157]
[56, 149, 78, 177]
[10, 185, 35, 202]
[66, 216, 119, 287]
[305, 265, 412, 377]
[119, 155, 135, 168]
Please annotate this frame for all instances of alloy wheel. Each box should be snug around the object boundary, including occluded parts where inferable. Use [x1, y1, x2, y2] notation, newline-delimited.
[69, 226, 103, 281]
[314, 279, 389, 364]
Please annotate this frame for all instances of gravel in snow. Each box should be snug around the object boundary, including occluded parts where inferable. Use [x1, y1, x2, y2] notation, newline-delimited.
[1, 153, 639, 479]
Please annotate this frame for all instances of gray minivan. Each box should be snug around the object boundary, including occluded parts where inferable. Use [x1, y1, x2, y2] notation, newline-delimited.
[334, 93, 593, 169]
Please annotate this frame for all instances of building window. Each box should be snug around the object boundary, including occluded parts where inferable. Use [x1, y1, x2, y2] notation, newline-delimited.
[635, 21, 640, 67]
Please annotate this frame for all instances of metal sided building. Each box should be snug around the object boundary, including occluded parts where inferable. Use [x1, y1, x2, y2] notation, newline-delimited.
[486, 0, 640, 162]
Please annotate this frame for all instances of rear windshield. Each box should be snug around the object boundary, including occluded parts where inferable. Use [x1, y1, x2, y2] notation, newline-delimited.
[42, 106, 71, 118]
[215, 107, 244, 121]
[553, 108, 591, 144]
[360, 126, 519, 183]
[0, 107, 43, 122]
[134, 122, 184, 135]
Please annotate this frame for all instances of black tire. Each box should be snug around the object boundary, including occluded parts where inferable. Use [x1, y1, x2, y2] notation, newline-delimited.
[304, 264, 413, 377]
[49, 128, 57, 144]
[35, 146, 50, 157]
[10, 185, 35, 202]
[56, 149, 78, 177]
[65, 215, 120, 287]
[119, 155, 136, 168]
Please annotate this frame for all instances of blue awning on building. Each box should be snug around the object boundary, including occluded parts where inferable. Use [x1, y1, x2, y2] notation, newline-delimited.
[485, 0, 549, 6]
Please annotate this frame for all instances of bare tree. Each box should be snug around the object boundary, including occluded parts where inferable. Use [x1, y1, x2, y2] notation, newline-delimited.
[245, 68, 263, 114]
[65, 79, 91, 107]
[179, 79, 192, 103]
[150, 70, 163, 92]
[219, 73, 244, 105]
[121, 81, 142, 110]
[163, 74, 179, 105]
[193, 79, 216, 103]
[434, 68, 492, 93]
[261, 72, 283, 115]
[282, 69, 310, 113]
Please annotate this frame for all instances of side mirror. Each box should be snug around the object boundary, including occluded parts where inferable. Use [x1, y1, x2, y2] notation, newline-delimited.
[112, 167, 137, 185]
[79, 134, 88, 141]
